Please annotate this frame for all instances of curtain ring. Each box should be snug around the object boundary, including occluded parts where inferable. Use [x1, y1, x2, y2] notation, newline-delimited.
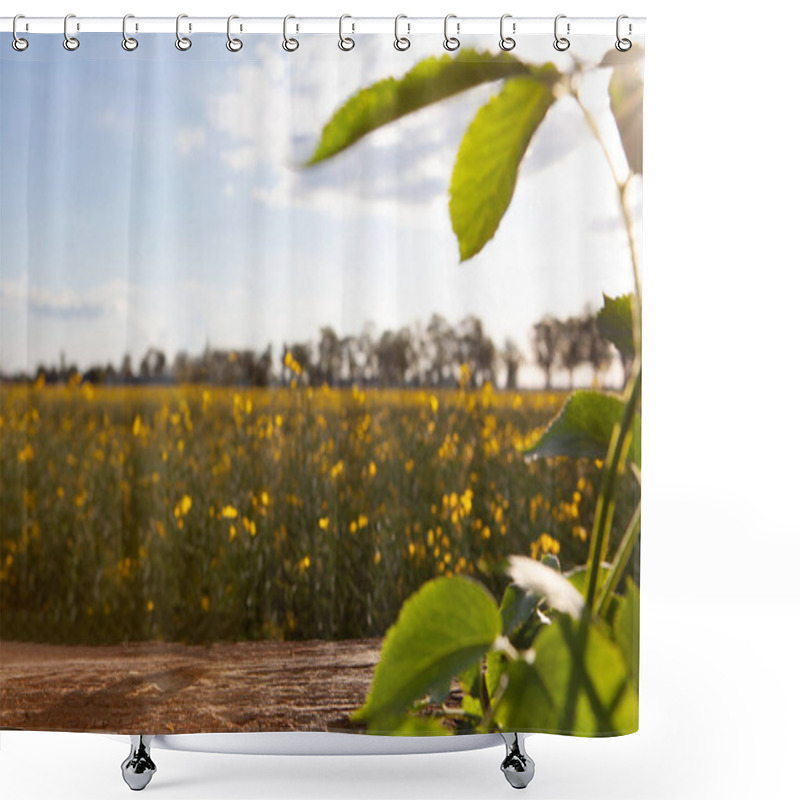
[12, 15, 29, 51]
[394, 14, 410, 51]
[122, 15, 138, 51]
[615, 15, 632, 52]
[443, 14, 460, 51]
[499, 14, 515, 51]
[553, 14, 570, 51]
[282, 15, 299, 51]
[176, 14, 192, 51]
[226, 15, 243, 52]
[338, 14, 355, 51]
[63, 13, 80, 51]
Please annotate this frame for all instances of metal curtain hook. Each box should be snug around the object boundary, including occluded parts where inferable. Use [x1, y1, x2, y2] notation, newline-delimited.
[338, 14, 355, 51]
[122, 14, 138, 51]
[394, 14, 410, 51]
[12, 14, 29, 51]
[443, 14, 460, 51]
[176, 14, 192, 50]
[282, 15, 299, 51]
[227, 15, 243, 51]
[499, 14, 516, 51]
[553, 14, 570, 51]
[63, 13, 80, 51]
[615, 14, 632, 51]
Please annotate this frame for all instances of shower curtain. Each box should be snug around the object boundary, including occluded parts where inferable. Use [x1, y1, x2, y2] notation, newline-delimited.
[0, 23, 642, 738]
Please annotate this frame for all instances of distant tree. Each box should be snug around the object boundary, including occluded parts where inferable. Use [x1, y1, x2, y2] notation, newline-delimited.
[376, 328, 413, 386]
[256, 345, 273, 387]
[501, 338, 522, 390]
[341, 335, 359, 385]
[357, 323, 378, 385]
[457, 315, 495, 387]
[559, 317, 587, 389]
[140, 347, 166, 380]
[533, 316, 560, 390]
[317, 326, 342, 386]
[582, 314, 613, 384]
[173, 351, 190, 383]
[425, 313, 456, 386]
[121, 354, 134, 382]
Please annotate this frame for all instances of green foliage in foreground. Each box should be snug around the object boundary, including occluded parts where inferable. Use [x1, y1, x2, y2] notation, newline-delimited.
[313, 44, 644, 736]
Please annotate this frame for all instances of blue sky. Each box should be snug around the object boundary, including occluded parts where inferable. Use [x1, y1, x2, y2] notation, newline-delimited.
[0, 32, 640, 379]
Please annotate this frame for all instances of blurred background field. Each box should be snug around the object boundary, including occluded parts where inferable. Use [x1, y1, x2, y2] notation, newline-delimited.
[1, 378, 637, 645]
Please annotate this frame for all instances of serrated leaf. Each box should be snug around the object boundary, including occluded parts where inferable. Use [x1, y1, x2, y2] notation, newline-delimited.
[596, 293, 634, 358]
[496, 617, 638, 734]
[607, 59, 644, 175]
[449, 71, 559, 261]
[522, 390, 641, 468]
[353, 576, 501, 725]
[308, 50, 536, 164]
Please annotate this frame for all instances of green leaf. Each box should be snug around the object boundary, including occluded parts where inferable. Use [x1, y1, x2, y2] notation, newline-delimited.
[612, 579, 640, 692]
[485, 648, 505, 702]
[461, 694, 484, 720]
[566, 565, 611, 596]
[459, 661, 482, 699]
[449, 71, 559, 261]
[308, 50, 536, 164]
[596, 293, 635, 358]
[496, 617, 638, 734]
[353, 577, 501, 725]
[499, 583, 539, 636]
[522, 390, 641, 468]
[391, 716, 451, 735]
[606, 54, 644, 175]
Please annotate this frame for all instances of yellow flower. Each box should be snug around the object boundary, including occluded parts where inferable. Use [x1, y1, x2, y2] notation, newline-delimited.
[221, 505, 238, 519]
[358, 514, 368, 529]
[174, 494, 192, 519]
[17, 443, 34, 463]
[330, 460, 344, 479]
[373, 550, 382, 565]
[201, 596, 210, 612]
[319, 516, 330, 531]
[132, 415, 142, 436]
[146, 600, 154, 613]
[368, 461, 377, 478]
[229, 525, 237, 542]
[429, 395, 439, 414]
[260, 491, 270, 507]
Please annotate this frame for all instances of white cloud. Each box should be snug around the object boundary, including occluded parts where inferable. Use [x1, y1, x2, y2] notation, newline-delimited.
[175, 126, 206, 155]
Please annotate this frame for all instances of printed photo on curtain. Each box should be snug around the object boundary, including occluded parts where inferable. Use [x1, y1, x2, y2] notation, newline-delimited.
[1, 25, 643, 745]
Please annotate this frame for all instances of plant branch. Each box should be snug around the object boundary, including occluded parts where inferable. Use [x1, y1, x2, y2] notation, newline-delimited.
[572, 86, 642, 355]
[596, 500, 641, 618]
[583, 360, 641, 612]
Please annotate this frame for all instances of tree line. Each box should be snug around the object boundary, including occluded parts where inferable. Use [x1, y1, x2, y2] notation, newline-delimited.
[9, 309, 626, 390]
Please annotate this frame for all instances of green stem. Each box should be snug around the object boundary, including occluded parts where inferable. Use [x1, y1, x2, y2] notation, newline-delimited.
[596, 499, 641, 618]
[572, 88, 642, 356]
[583, 361, 641, 612]
[560, 361, 640, 732]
